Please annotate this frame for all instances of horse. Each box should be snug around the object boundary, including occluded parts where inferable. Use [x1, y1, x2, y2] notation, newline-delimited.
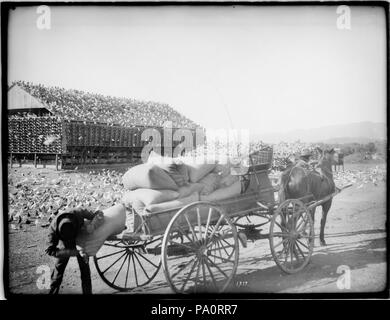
[278, 161, 335, 246]
[333, 152, 345, 172]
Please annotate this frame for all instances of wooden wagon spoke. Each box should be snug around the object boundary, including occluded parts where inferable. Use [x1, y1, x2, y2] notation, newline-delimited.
[206, 215, 224, 245]
[289, 241, 294, 265]
[282, 241, 291, 266]
[295, 215, 308, 232]
[204, 208, 213, 240]
[293, 208, 303, 230]
[296, 238, 310, 250]
[274, 220, 289, 232]
[275, 242, 289, 260]
[295, 239, 309, 254]
[184, 213, 199, 242]
[294, 241, 306, 260]
[96, 248, 126, 261]
[136, 249, 160, 269]
[124, 254, 131, 288]
[130, 253, 139, 287]
[201, 259, 207, 287]
[208, 241, 234, 256]
[290, 242, 300, 265]
[220, 236, 234, 246]
[196, 208, 203, 239]
[215, 239, 225, 260]
[133, 250, 152, 280]
[219, 238, 234, 257]
[273, 237, 290, 250]
[101, 250, 128, 275]
[112, 251, 129, 285]
[204, 258, 218, 289]
[194, 259, 202, 293]
[180, 258, 199, 292]
[206, 256, 229, 279]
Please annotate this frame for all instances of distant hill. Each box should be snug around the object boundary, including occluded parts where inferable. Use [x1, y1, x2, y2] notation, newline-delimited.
[252, 122, 386, 144]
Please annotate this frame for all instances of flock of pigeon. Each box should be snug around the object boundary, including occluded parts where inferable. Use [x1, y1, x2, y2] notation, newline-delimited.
[8, 168, 125, 230]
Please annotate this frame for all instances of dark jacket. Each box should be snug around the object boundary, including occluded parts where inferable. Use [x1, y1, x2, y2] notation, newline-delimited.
[45, 208, 96, 257]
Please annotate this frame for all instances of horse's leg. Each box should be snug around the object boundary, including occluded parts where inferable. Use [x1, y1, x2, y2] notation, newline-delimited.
[320, 199, 332, 246]
[309, 207, 315, 228]
[308, 207, 315, 246]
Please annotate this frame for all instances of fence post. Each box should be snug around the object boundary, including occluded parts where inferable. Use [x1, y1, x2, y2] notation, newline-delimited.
[34, 153, 37, 168]
[55, 154, 59, 171]
[10, 153, 13, 168]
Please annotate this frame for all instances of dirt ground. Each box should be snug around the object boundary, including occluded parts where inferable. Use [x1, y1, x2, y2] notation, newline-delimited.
[6, 162, 387, 295]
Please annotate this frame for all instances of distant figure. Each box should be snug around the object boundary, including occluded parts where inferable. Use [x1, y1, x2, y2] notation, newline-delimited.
[295, 149, 313, 170]
[333, 152, 344, 172]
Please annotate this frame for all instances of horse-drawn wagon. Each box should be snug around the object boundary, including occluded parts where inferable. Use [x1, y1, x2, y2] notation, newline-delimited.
[91, 150, 349, 293]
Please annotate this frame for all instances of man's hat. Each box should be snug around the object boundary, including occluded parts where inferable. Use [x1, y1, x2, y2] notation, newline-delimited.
[58, 217, 78, 241]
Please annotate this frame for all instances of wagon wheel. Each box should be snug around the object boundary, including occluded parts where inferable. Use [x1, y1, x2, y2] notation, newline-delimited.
[269, 199, 314, 274]
[94, 236, 162, 291]
[161, 201, 239, 294]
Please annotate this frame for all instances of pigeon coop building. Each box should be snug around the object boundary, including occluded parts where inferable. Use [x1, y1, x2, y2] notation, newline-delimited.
[7, 84, 199, 169]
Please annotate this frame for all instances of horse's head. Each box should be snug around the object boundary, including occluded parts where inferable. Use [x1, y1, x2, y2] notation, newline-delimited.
[323, 148, 337, 165]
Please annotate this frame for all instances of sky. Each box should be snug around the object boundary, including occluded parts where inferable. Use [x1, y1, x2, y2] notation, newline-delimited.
[8, 5, 387, 135]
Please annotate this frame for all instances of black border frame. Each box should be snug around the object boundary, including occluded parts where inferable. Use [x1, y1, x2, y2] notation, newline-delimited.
[1, 1, 389, 301]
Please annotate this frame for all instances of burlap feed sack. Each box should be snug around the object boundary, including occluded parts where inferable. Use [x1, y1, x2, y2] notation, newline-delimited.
[198, 172, 221, 195]
[147, 151, 189, 187]
[122, 163, 178, 191]
[76, 204, 126, 256]
[122, 189, 179, 206]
